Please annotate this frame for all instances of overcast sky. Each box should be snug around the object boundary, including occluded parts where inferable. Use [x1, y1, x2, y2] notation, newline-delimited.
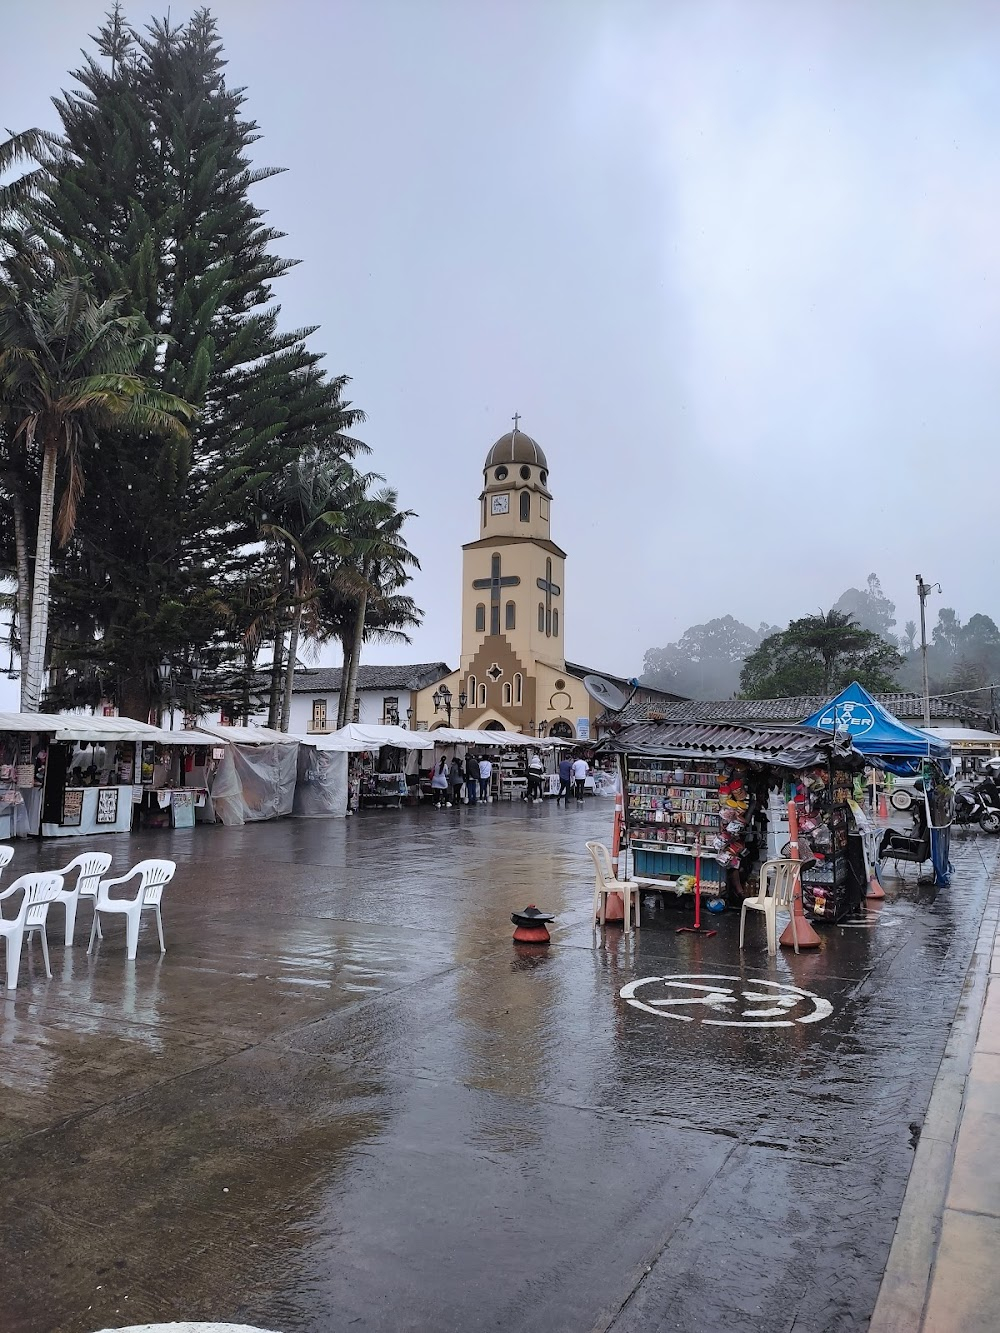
[3, 0, 999, 692]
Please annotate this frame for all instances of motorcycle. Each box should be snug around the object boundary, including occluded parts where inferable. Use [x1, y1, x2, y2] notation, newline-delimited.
[954, 781, 1000, 834]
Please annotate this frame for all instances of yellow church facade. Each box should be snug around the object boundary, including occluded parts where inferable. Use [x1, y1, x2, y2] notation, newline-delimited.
[412, 426, 609, 739]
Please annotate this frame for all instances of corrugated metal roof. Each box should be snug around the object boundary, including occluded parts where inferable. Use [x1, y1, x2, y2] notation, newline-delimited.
[603, 690, 988, 728]
[599, 720, 859, 769]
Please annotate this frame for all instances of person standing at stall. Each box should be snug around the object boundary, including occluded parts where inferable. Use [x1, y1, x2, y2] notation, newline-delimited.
[572, 754, 589, 802]
[430, 757, 450, 808]
[556, 754, 573, 805]
[526, 750, 545, 802]
[478, 754, 493, 802]
[464, 749, 479, 805]
[449, 755, 465, 806]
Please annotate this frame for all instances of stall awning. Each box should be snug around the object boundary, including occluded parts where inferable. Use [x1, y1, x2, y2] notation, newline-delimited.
[598, 720, 860, 769]
[310, 723, 434, 752]
[926, 727, 1000, 747]
[800, 682, 951, 760]
[0, 712, 170, 743]
[193, 722, 298, 746]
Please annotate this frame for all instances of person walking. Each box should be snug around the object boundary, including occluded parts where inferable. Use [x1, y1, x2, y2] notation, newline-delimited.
[430, 757, 450, 808]
[556, 754, 573, 804]
[527, 749, 545, 802]
[478, 754, 493, 802]
[572, 754, 589, 803]
[449, 755, 465, 805]
[464, 749, 479, 805]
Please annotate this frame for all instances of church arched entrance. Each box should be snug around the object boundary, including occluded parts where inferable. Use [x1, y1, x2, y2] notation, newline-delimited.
[548, 719, 575, 739]
[481, 720, 506, 730]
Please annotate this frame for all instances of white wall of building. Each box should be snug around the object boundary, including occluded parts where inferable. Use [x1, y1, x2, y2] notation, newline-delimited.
[249, 688, 410, 734]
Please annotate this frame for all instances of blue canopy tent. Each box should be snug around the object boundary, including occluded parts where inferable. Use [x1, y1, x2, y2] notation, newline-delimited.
[801, 682, 952, 884]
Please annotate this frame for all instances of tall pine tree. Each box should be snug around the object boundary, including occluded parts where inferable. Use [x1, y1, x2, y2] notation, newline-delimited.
[22, 7, 366, 718]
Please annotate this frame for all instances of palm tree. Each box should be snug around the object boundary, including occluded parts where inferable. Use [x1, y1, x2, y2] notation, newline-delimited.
[0, 276, 194, 711]
[903, 620, 917, 654]
[785, 609, 870, 693]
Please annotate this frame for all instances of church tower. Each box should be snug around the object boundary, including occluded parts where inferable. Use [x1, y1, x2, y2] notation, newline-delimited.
[457, 421, 578, 735]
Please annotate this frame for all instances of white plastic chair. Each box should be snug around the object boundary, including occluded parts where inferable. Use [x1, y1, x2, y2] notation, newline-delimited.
[739, 858, 801, 956]
[586, 840, 642, 930]
[50, 851, 114, 945]
[0, 845, 14, 881]
[88, 859, 176, 960]
[0, 872, 63, 989]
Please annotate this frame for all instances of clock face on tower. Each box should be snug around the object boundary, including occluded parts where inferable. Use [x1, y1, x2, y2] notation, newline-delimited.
[491, 493, 510, 515]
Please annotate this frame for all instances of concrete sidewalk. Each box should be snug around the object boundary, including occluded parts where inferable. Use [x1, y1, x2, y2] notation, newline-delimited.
[871, 855, 1000, 1332]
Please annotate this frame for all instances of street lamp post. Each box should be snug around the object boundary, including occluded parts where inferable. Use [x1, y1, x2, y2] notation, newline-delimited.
[916, 574, 941, 729]
[159, 652, 203, 731]
[432, 685, 467, 727]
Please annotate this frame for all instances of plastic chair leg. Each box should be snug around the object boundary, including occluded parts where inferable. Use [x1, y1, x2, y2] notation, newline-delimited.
[5, 929, 23, 989]
[64, 897, 77, 947]
[87, 912, 99, 954]
[592, 886, 601, 926]
[38, 926, 51, 979]
[125, 909, 140, 961]
[766, 905, 777, 956]
[739, 903, 747, 948]
[633, 889, 640, 929]
[154, 905, 165, 954]
[623, 886, 631, 932]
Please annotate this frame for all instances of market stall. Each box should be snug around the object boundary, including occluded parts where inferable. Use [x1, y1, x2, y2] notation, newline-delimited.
[801, 682, 954, 885]
[0, 712, 204, 838]
[598, 719, 867, 920]
[193, 723, 299, 825]
[319, 723, 434, 810]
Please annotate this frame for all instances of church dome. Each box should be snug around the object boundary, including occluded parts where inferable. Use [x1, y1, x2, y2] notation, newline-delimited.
[484, 430, 548, 471]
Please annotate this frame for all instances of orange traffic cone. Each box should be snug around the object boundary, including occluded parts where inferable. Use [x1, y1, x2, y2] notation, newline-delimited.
[603, 890, 625, 922]
[878, 786, 888, 820]
[780, 800, 822, 950]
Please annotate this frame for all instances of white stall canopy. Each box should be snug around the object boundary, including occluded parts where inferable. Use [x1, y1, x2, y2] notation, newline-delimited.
[314, 723, 434, 752]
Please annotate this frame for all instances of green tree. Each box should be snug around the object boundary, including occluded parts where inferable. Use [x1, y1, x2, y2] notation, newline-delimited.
[10, 8, 368, 718]
[833, 573, 897, 642]
[739, 609, 902, 699]
[0, 275, 192, 711]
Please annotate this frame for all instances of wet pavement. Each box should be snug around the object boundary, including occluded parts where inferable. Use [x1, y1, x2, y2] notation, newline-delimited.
[0, 802, 996, 1333]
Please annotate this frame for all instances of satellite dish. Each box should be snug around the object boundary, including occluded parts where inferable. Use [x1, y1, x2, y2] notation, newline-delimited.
[583, 674, 627, 712]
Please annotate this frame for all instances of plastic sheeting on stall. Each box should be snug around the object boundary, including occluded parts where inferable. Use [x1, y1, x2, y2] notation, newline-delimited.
[210, 741, 298, 825]
[293, 744, 349, 817]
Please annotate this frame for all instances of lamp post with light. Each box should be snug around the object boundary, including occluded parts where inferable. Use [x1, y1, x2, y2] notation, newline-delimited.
[158, 651, 203, 730]
[432, 684, 467, 728]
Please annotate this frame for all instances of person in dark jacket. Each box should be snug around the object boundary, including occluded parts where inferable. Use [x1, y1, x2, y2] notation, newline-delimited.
[464, 750, 479, 804]
[556, 755, 573, 804]
[449, 756, 465, 805]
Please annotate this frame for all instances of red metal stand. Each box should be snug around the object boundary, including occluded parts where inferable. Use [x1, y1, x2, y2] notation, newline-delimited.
[677, 838, 716, 937]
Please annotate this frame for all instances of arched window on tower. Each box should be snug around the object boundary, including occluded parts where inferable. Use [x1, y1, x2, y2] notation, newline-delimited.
[478, 683, 487, 707]
[552, 609, 559, 637]
[468, 674, 477, 704]
[514, 672, 523, 705]
[503, 682, 512, 706]
[520, 490, 530, 522]
[475, 603, 485, 633]
[505, 600, 516, 630]
[538, 603, 545, 632]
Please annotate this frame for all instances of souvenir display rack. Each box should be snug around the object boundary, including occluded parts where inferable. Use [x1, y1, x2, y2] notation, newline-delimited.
[797, 765, 858, 922]
[625, 757, 726, 890]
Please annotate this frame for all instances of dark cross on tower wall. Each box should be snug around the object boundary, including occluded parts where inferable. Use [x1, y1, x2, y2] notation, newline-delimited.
[473, 553, 521, 636]
[536, 557, 561, 637]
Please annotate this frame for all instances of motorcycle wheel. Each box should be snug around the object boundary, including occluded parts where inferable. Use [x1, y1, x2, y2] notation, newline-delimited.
[979, 811, 1000, 834]
[890, 789, 913, 811]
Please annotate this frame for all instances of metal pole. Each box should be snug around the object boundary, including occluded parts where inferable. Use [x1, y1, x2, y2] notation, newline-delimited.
[917, 573, 931, 729]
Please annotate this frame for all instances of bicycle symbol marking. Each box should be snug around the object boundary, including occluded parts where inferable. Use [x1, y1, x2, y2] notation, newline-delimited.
[619, 974, 833, 1027]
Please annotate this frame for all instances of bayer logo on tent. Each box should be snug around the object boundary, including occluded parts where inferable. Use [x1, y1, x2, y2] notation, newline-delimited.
[818, 702, 875, 735]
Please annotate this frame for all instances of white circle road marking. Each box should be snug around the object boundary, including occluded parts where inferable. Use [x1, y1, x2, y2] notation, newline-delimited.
[93, 1324, 281, 1333]
[619, 974, 834, 1027]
